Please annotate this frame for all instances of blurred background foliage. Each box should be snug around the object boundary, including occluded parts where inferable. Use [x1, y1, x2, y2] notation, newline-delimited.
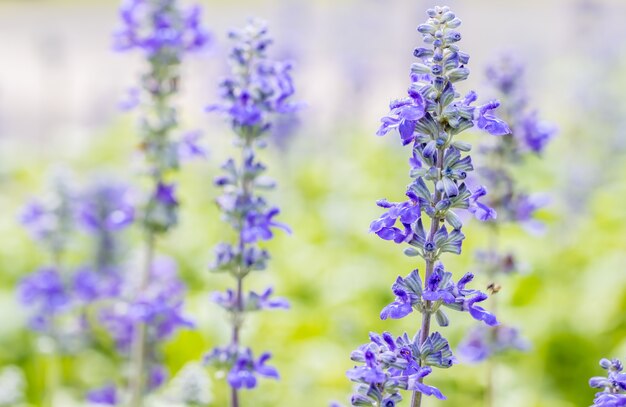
[1, 0, 626, 406]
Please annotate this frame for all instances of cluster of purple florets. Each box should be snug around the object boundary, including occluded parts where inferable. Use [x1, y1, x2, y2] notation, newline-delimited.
[114, 0, 210, 57]
[589, 358, 626, 407]
[207, 20, 298, 132]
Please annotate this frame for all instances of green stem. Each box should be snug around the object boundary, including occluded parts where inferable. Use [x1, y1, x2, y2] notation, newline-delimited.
[230, 135, 254, 407]
[411, 146, 444, 407]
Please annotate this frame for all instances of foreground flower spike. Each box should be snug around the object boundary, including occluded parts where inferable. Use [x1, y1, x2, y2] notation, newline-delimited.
[112, 0, 210, 405]
[589, 358, 626, 406]
[457, 54, 557, 406]
[347, 7, 504, 406]
[204, 19, 298, 407]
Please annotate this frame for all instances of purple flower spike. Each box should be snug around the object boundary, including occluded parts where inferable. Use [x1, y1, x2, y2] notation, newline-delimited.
[349, 8, 510, 402]
[205, 19, 296, 398]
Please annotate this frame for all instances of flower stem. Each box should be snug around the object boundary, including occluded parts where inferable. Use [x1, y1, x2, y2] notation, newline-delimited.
[230, 275, 243, 407]
[411, 147, 445, 407]
[229, 136, 253, 407]
[128, 231, 155, 407]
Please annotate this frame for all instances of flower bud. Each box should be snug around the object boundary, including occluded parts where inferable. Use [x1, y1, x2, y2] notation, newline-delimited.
[417, 24, 435, 34]
[413, 47, 433, 58]
[435, 309, 449, 327]
[447, 17, 462, 28]
[351, 394, 373, 406]
[445, 31, 462, 43]
[448, 67, 470, 83]
[441, 11, 455, 22]
[411, 63, 431, 75]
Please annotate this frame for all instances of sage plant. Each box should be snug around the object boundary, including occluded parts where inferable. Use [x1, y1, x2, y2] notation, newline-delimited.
[346, 7, 509, 406]
[456, 54, 556, 406]
[589, 358, 626, 406]
[112, 0, 209, 404]
[204, 20, 297, 407]
[18, 172, 76, 336]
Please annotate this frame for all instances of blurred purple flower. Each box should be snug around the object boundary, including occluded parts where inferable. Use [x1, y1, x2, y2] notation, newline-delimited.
[101, 257, 193, 351]
[149, 365, 167, 390]
[519, 111, 557, 153]
[178, 130, 208, 160]
[241, 208, 291, 244]
[79, 183, 135, 233]
[18, 267, 69, 331]
[118, 87, 141, 111]
[73, 267, 122, 303]
[87, 385, 118, 405]
[457, 325, 529, 363]
[155, 182, 178, 207]
[227, 349, 279, 390]
[113, 0, 211, 56]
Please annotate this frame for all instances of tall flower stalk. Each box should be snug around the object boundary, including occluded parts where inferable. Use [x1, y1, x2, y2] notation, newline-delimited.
[456, 54, 557, 407]
[18, 171, 76, 407]
[112, 0, 209, 405]
[346, 6, 509, 406]
[204, 20, 298, 407]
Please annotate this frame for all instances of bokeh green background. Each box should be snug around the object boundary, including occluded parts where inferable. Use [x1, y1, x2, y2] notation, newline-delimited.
[1, 0, 626, 406]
